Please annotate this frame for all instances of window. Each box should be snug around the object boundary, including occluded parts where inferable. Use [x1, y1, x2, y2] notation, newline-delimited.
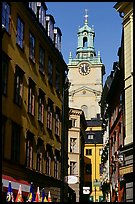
[54, 28, 61, 52]
[70, 161, 76, 175]
[28, 78, 35, 116]
[14, 66, 24, 106]
[38, 89, 44, 123]
[39, 46, 45, 74]
[48, 58, 53, 85]
[11, 122, 21, 163]
[56, 69, 60, 93]
[54, 156, 59, 178]
[36, 143, 43, 173]
[46, 99, 53, 131]
[2, 2, 11, 33]
[46, 151, 51, 176]
[86, 164, 92, 174]
[87, 134, 94, 140]
[71, 118, 76, 127]
[29, 32, 35, 61]
[2, 53, 9, 95]
[83, 37, 88, 48]
[26, 131, 34, 169]
[46, 15, 54, 41]
[16, 16, 24, 49]
[55, 108, 60, 136]
[39, 6, 46, 28]
[70, 138, 77, 153]
[29, 2, 37, 15]
[86, 149, 92, 156]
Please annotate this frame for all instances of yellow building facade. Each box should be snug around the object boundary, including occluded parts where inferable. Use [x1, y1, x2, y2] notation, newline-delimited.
[84, 122, 103, 202]
[2, 2, 69, 202]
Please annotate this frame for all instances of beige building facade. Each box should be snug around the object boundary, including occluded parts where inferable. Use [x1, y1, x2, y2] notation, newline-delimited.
[68, 11, 105, 121]
[68, 108, 87, 202]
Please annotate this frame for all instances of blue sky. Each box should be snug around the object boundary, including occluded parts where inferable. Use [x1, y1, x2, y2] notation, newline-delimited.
[46, 2, 122, 84]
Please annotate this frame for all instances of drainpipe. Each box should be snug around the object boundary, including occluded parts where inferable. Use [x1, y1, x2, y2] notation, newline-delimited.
[95, 142, 96, 202]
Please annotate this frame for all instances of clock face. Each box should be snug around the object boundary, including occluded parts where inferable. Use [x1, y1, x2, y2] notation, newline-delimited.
[79, 63, 91, 75]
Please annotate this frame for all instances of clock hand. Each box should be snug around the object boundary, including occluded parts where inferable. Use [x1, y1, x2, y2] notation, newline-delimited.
[84, 64, 86, 72]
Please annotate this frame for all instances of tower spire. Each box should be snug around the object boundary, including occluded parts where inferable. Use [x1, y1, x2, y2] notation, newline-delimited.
[84, 9, 88, 25]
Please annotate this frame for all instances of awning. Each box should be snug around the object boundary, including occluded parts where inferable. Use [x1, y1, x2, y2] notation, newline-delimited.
[2, 174, 30, 193]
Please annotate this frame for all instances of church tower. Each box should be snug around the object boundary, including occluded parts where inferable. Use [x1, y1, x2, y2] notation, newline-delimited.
[68, 10, 105, 202]
[68, 9, 105, 120]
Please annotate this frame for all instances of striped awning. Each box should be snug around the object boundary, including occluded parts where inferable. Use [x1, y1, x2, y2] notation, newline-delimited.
[2, 174, 30, 193]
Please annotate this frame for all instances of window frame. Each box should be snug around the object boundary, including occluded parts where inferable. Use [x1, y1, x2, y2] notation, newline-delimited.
[38, 90, 44, 123]
[29, 32, 35, 62]
[39, 46, 45, 74]
[29, 2, 37, 15]
[56, 69, 60, 94]
[71, 118, 76, 127]
[28, 79, 35, 116]
[54, 156, 59, 178]
[16, 15, 24, 49]
[46, 151, 51, 176]
[48, 58, 53, 85]
[39, 6, 46, 28]
[11, 122, 21, 163]
[70, 138, 77, 153]
[2, 53, 9, 96]
[46, 100, 53, 131]
[2, 2, 11, 34]
[14, 66, 24, 107]
[55, 109, 60, 137]
[83, 37, 88, 48]
[70, 161, 76, 175]
[86, 148, 92, 156]
[26, 133, 34, 169]
[87, 134, 94, 140]
[36, 149, 43, 173]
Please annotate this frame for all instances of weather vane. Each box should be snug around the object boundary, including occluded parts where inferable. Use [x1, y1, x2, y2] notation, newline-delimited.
[84, 9, 88, 24]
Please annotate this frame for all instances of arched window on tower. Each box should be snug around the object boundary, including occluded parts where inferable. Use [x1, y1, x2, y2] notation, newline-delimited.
[81, 105, 88, 119]
[83, 37, 88, 48]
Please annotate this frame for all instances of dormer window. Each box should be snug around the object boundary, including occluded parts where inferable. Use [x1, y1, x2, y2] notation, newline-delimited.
[54, 27, 62, 52]
[39, 5, 46, 28]
[29, 2, 37, 15]
[46, 15, 55, 41]
[87, 134, 94, 140]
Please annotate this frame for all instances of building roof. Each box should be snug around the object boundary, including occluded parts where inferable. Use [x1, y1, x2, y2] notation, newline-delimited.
[85, 130, 103, 144]
[86, 118, 102, 127]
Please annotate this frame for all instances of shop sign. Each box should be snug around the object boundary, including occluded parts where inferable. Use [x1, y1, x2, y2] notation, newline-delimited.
[83, 187, 90, 194]
[119, 165, 133, 175]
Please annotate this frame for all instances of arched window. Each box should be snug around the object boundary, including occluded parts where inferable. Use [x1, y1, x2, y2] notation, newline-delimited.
[81, 105, 88, 118]
[83, 37, 87, 48]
